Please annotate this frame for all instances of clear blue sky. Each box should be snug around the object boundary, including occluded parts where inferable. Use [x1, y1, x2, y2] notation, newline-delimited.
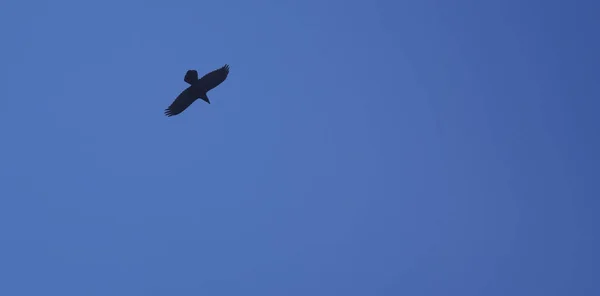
[1, 0, 598, 295]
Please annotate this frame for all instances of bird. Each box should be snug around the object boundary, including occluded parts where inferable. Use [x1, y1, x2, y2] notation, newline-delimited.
[164, 64, 230, 117]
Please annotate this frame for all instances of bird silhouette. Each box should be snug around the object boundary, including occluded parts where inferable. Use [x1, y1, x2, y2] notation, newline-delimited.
[164, 64, 230, 117]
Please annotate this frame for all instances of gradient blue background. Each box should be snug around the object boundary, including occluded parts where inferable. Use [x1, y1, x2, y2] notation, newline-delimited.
[1, 0, 598, 295]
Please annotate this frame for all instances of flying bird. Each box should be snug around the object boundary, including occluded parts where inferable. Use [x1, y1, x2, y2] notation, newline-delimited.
[164, 64, 230, 117]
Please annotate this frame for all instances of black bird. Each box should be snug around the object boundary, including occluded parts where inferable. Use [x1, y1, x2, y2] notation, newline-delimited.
[164, 64, 230, 117]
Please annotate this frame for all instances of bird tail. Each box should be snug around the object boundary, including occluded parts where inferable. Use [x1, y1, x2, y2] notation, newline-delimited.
[184, 70, 198, 84]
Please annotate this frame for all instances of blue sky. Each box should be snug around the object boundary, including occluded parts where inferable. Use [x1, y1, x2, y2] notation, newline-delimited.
[1, 0, 598, 295]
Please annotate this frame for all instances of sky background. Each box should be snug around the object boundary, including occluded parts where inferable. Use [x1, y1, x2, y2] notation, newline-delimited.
[0, 0, 599, 295]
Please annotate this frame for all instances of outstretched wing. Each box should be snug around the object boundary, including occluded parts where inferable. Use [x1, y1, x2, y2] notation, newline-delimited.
[184, 70, 198, 84]
[198, 64, 230, 91]
[164, 88, 196, 117]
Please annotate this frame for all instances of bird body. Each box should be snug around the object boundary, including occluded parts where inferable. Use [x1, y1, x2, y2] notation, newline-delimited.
[164, 64, 230, 117]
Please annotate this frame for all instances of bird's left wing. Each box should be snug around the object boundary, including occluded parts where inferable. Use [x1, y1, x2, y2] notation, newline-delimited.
[164, 88, 196, 117]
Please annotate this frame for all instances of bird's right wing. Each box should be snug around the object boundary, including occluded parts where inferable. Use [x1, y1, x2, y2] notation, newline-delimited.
[198, 64, 230, 91]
